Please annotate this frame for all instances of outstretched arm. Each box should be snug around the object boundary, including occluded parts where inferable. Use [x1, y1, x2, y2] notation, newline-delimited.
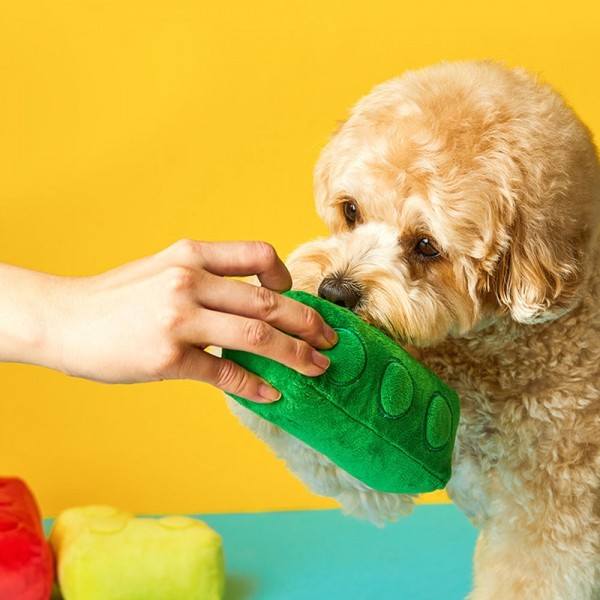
[0, 239, 337, 402]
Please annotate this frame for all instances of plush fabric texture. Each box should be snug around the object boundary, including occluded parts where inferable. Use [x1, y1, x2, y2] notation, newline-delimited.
[224, 291, 460, 493]
[49, 506, 224, 600]
[0, 477, 54, 600]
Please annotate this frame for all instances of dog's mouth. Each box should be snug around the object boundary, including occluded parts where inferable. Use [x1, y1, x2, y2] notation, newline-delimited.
[356, 310, 403, 344]
[309, 275, 414, 348]
[342, 305, 422, 361]
[317, 292, 405, 346]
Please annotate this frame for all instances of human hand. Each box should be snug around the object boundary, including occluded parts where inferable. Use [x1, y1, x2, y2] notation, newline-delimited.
[42, 240, 338, 401]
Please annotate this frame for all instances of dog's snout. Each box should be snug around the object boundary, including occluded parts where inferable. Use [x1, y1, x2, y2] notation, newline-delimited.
[318, 277, 362, 310]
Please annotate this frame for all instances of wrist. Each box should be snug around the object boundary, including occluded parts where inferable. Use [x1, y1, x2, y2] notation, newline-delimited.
[0, 264, 70, 373]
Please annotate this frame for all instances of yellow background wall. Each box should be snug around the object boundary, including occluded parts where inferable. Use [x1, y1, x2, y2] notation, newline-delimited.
[0, 0, 599, 517]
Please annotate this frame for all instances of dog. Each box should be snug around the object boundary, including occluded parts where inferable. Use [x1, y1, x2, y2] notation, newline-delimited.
[229, 61, 600, 599]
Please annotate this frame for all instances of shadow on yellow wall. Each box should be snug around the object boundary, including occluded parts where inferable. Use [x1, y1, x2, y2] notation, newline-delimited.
[0, 0, 599, 516]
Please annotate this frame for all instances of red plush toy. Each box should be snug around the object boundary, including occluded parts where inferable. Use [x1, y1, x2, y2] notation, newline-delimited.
[0, 477, 54, 600]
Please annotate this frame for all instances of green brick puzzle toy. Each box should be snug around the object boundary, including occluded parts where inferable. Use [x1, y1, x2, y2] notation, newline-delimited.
[224, 291, 460, 494]
[49, 506, 224, 600]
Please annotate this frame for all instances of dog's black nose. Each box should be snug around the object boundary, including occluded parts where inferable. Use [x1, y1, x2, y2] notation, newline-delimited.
[318, 277, 362, 310]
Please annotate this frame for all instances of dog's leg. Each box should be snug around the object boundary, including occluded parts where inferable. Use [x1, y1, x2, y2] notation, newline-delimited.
[468, 502, 600, 600]
[227, 400, 416, 524]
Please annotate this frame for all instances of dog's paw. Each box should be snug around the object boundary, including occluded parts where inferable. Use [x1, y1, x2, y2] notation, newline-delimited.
[227, 399, 416, 526]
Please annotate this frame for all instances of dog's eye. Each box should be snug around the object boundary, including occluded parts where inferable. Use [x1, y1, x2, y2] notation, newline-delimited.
[342, 200, 360, 227]
[416, 238, 440, 258]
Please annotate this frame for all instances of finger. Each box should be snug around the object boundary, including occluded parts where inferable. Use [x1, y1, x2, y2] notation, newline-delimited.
[179, 348, 282, 403]
[168, 239, 292, 292]
[189, 308, 331, 377]
[197, 273, 338, 349]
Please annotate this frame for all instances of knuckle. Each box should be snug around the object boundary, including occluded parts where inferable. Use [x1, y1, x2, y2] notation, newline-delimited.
[243, 319, 272, 348]
[166, 265, 195, 294]
[170, 238, 201, 264]
[253, 285, 279, 319]
[254, 241, 278, 268]
[294, 339, 314, 365]
[215, 359, 246, 391]
[301, 305, 322, 333]
[155, 344, 185, 379]
[159, 306, 185, 332]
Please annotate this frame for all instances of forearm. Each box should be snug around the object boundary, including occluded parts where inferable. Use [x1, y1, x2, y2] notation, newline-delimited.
[0, 263, 64, 370]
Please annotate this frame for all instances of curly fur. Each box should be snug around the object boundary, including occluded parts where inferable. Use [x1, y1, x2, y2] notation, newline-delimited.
[229, 61, 600, 598]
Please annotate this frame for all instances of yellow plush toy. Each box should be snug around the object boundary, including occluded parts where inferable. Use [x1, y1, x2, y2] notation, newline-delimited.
[49, 505, 224, 600]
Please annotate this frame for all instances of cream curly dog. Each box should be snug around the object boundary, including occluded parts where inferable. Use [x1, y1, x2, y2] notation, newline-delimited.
[230, 61, 600, 599]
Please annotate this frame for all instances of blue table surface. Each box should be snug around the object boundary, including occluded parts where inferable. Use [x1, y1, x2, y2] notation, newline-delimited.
[44, 504, 478, 600]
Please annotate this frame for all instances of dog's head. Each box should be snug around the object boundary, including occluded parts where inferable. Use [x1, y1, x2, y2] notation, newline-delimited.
[288, 61, 600, 347]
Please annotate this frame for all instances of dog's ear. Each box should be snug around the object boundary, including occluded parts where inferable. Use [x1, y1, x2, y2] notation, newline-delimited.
[493, 217, 584, 324]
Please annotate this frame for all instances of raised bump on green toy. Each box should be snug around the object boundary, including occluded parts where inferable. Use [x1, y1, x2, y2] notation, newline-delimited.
[49, 505, 224, 600]
[224, 291, 460, 494]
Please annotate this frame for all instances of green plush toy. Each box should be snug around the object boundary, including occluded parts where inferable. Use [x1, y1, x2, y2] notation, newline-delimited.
[224, 291, 460, 494]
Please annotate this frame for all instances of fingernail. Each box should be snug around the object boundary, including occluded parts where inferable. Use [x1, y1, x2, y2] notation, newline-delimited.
[312, 350, 330, 371]
[323, 325, 338, 346]
[258, 383, 282, 403]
